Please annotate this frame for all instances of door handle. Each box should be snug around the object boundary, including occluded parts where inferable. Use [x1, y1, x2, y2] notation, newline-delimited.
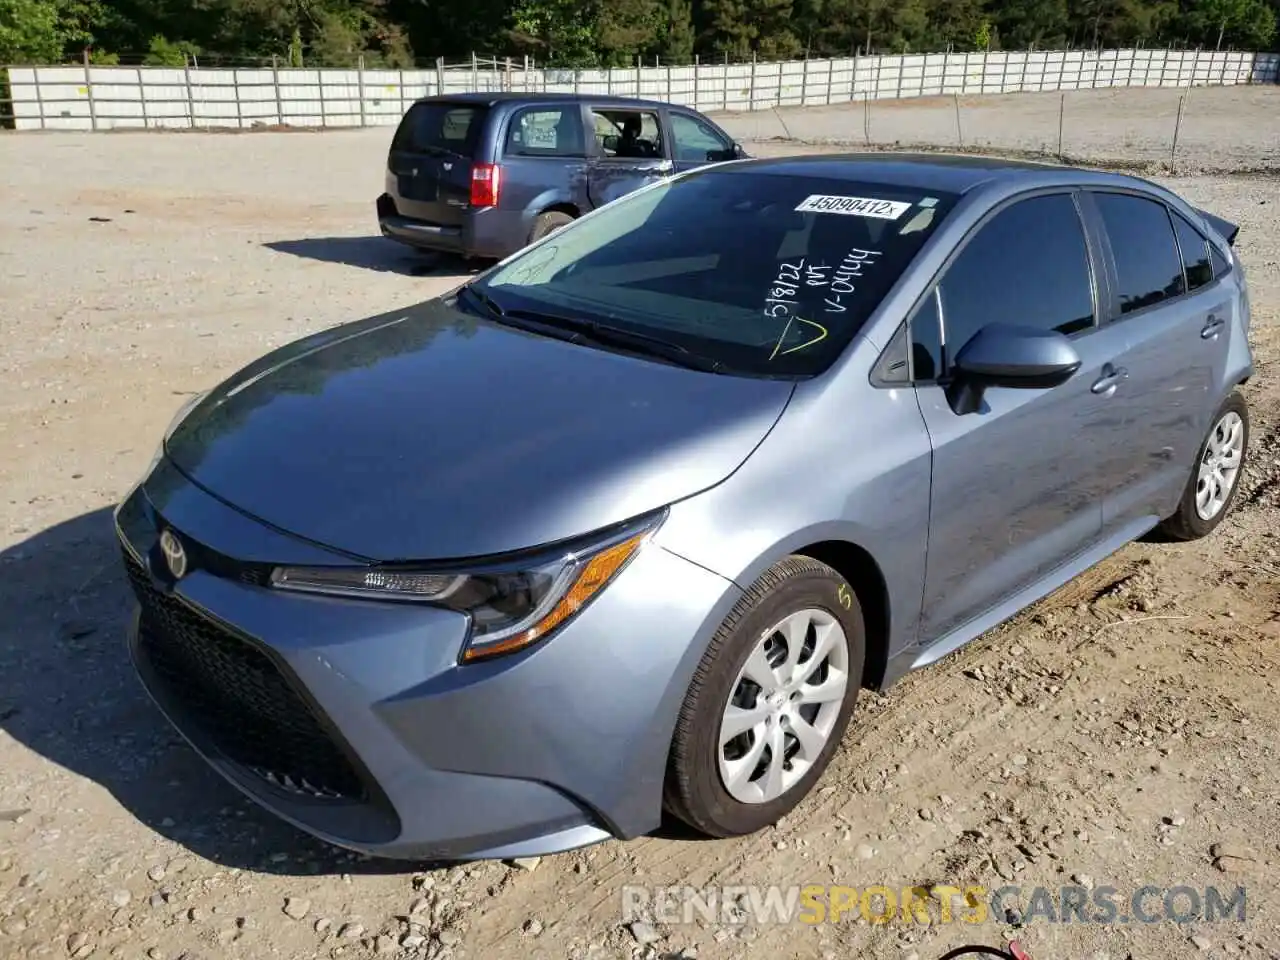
[1091, 364, 1129, 395]
[1201, 315, 1226, 339]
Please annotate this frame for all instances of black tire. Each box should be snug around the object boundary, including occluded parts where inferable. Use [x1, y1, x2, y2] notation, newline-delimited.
[529, 210, 574, 244]
[664, 556, 866, 838]
[1157, 390, 1250, 542]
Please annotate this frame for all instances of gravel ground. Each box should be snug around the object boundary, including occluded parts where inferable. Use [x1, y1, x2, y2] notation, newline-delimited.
[2, 88, 1280, 960]
[722, 85, 1280, 173]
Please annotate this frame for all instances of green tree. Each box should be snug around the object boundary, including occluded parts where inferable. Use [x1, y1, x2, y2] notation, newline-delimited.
[0, 0, 62, 63]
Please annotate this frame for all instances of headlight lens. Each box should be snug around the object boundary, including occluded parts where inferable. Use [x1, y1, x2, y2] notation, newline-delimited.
[269, 511, 664, 662]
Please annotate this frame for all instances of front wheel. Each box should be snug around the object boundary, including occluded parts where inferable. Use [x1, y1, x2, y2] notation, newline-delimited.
[1157, 390, 1250, 541]
[664, 556, 865, 837]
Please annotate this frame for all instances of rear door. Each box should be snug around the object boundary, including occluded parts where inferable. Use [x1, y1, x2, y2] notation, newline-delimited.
[1082, 189, 1233, 531]
[584, 104, 673, 210]
[497, 102, 591, 223]
[664, 109, 738, 174]
[387, 101, 487, 225]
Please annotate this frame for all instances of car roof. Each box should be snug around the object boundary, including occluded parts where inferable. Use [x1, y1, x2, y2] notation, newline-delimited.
[713, 152, 1155, 197]
[412, 92, 676, 111]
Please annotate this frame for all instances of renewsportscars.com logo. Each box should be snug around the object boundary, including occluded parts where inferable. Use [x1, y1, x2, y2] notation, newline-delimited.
[620, 883, 1248, 927]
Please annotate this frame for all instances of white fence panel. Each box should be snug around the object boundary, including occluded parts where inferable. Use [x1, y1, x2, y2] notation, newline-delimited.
[6, 48, 1278, 131]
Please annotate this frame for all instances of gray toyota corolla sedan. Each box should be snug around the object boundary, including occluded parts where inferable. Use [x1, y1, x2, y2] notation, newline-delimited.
[116, 153, 1253, 861]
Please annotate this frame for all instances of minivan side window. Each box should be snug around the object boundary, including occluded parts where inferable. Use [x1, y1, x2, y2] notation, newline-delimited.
[935, 193, 1095, 375]
[1092, 192, 1186, 314]
[669, 113, 732, 162]
[503, 106, 586, 158]
[590, 108, 665, 159]
[1170, 211, 1214, 292]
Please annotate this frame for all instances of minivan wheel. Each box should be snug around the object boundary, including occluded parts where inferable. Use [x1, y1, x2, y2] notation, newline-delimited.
[664, 556, 865, 838]
[530, 210, 574, 244]
[1157, 390, 1250, 541]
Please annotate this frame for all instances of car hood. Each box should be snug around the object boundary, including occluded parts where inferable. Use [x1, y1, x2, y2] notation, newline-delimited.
[164, 298, 794, 561]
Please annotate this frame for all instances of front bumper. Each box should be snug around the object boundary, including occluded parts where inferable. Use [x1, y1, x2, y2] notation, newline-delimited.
[115, 460, 739, 860]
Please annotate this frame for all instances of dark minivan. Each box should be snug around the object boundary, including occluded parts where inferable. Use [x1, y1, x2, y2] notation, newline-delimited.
[375, 93, 748, 261]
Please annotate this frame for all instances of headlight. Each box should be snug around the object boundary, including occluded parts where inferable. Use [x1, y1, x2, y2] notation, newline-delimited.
[269, 511, 665, 662]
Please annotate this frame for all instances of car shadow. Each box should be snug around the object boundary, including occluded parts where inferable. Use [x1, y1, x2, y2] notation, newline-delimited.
[1, 508, 714, 876]
[263, 237, 485, 278]
[0, 508, 433, 877]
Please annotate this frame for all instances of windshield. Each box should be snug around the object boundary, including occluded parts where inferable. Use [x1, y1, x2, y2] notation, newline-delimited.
[391, 102, 486, 158]
[478, 169, 959, 377]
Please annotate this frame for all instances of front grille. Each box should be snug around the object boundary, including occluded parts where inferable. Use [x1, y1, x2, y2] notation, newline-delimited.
[123, 549, 367, 803]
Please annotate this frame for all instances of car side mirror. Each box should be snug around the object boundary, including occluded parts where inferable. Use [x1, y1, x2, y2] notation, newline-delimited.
[601, 134, 619, 153]
[945, 323, 1082, 415]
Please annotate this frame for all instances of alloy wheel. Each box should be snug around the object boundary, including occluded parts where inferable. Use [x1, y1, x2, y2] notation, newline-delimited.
[1195, 410, 1245, 521]
[717, 608, 850, 804]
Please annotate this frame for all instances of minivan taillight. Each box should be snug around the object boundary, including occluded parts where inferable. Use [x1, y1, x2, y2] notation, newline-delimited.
[470, 163, 501, 208]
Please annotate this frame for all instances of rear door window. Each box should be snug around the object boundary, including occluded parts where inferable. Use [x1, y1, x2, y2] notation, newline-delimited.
[1170, 212, 1214, 292]
[1092, 192, 1186, 314]
[590, 108, 665, 159]
[504, 106, 587, 158]
[391, 103, 486, 157]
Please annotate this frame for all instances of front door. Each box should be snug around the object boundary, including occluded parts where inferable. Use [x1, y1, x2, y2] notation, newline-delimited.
[584, 105, 672, 210]
[914, 191, 1128, 645]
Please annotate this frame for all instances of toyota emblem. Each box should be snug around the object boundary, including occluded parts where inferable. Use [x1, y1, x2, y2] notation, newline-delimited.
[159, 529, 188, 580]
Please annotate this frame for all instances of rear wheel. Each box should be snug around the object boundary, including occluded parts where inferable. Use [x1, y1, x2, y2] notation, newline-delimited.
[529, 210, 574, 244]
[1157, 390, 1250, 541]
[664, 556, 865, 837]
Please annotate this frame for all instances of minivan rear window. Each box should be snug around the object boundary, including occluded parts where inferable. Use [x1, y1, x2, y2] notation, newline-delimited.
[391, 103, 486, 157]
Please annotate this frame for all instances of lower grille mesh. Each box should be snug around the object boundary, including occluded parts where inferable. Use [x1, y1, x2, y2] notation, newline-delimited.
[124, 550, 367, 803]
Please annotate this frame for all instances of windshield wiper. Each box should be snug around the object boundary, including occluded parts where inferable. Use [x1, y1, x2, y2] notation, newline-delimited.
[459, 285, 728, 374]
[505, 307, 729, 374]
[457, 283, 507, 321]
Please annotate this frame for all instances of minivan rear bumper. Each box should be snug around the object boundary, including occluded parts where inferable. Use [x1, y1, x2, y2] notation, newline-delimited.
[376, 193, 522, 260]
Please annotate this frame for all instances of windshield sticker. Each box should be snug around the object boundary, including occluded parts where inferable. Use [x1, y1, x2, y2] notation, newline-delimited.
[918, 196, 939, 208]
[795, 195, 912, 219]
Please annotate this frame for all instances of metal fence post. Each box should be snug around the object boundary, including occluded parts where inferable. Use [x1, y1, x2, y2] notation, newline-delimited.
[137, 66, 149, 128]
[1171, 94, 1185, 169]
[357, 55, 367, 126]
[953, 92, 963, 146]
[272, 55, 283, 125]
[693, 55, 700, 110]
[1057, 92, 1065, 159]
[232, 67, 243, 128]
[749, 53, 757, 109]
[471, 52, 478, 92]
[33, 67, 47, 129]
[83, 50, 98, 131]
[184, 55, 196, 128]
[636, 55, 642, 98]
[316, 67, 326, 128]
[436, 57, 445, 97]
